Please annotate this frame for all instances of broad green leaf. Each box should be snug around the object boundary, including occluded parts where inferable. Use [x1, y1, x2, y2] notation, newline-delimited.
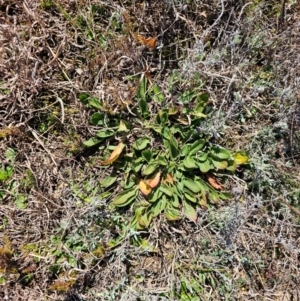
[133, 137, 151, 151]
[234, 152, 249, 165]
[181, 144, 190, 157]
[183, 201, 197, 221]
[112, 188, 137, 207]
[148, 188, 163, 203]
[151, 197, 167, 217]
[157, 155, 168, 166]
[189, 139, 206, 155]
[211, 158, 228, 169]
[96, 128, 115, 138]
[183, 156, 197, 169]
[183, 189, 197, 203]
[132, 157, 144, 173]
[162, 126, 172, 140]
[198, 151, 208, 161]
[169, 137, 179, 159]
[78, 92, 89, 102]
[197, 159, 212, 173]
[118, 120, 130, 132]
[101, 176, 117, 188]
[147, 123, 162, 135]
[83, 137, 101, 147]
[165, 204, 181, 221]
[88, 97, 103, 110]
[210, 146, 231, 160]
[227, 159, 237, 171]
[208, 188, 220, 203]
[167, 161, 177, 173]
[183, 179, 203, 193]
[137, 209, 153, 228]
[156, 110, 168, 125]
[143, 162, 158, 176]
[90, 112, 105, 125]
[159, 184, 174, 197]
[0, 168, 12, 181]
[171, 194, 180, 208]
[142, 149, 152, 162]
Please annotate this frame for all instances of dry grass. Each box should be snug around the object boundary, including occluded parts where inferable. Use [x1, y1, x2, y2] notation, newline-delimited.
[1, 0, 300, 300]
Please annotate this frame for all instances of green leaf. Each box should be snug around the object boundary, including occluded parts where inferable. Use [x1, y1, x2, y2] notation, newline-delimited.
[183, 179, 203, 193]
[83, 137, 101, 147]
[152, 83, 164, 102]
[159, 184, 174, 197]
[137, 75, 147, 100]
[133, 137, 151, 151]
[5, 148, 17, 162]
[142, 149, 152, 162]
[162, 126, 172, 140]
[171, 194, 180, 208]
[132, 157, 144, 173]
[96, 128, 115, 138]
[143, 162, 158, 176]
[156, 110, 168, 125]
[169, 137, 179, 159]
[15, 195, 27, 209]
[79, 92, 89, 103]
[137, 210, 153, 228]
[151, 197, 167, 217]
[211, 158, 228, 169]
[157, 155, 168, 166]
[148, 188, 163, 203]
[139, 98, 148, 117]
[147, 123, 162, 135]
[183, 201, 197, 221]
[227, 159, 237, 171]
[198, 151, 208, 161]
[0, 168, 11, 181]
[189, 139, 206, 155]
[197, 159, 212, 173]
[112, 188, 137, 207]
[210, 146, 231, 160]
[101, 176, 117, 188]
[165, 204, 181, 221]
[183, 189, 198, 203]
[181, 145, 190, 157]
[168, 107, 179, 115]
[88, 97, 103, 110]
[90, 112, 105, 125]
[208, 188, 220, 203]
[183, 156, 197, 169]
[118, 120, 130, 132]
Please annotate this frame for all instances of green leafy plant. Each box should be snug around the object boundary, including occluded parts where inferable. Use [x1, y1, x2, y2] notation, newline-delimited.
[80, 73, 249, 229]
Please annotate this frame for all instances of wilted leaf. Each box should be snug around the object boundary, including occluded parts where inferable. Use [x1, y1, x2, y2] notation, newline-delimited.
[166, 173, 174, 184]
[101, 142, 125, 165]
[234, 152, 249, 165]
[139, 180, 152, 196]
[207, 175, 224, 190]
[146, 171, 161, 188]
[134, 33, 157, 49]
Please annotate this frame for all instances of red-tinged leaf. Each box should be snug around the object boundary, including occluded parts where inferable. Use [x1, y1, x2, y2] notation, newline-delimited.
[139, 180, 152, 196]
